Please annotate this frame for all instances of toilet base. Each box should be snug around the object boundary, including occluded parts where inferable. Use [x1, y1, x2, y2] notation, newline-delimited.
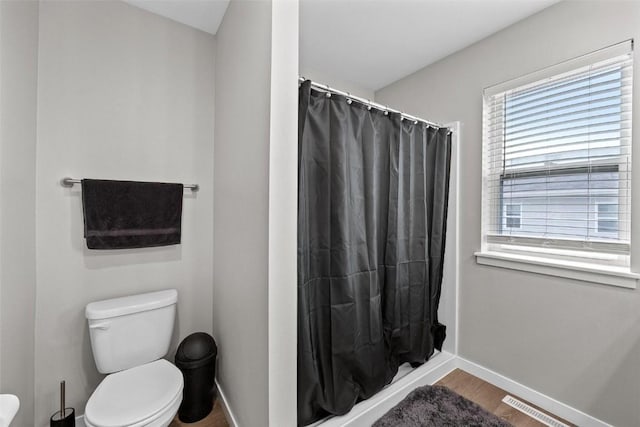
[84, 390, 181, 427]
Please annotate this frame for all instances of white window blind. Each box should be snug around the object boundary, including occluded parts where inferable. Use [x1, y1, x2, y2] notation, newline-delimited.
[482, 43, 633, 260]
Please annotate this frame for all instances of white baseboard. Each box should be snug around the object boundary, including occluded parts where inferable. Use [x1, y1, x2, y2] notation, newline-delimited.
[73, 356, 611, 427]
[216, 380, 239, 427]
[308, 354, 611, 427]
[75, 415, 86, 427]
[455, 357, 611, 427]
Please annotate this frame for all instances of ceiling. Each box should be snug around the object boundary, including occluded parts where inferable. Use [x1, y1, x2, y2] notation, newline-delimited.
[300, 0, 560, 91]
[122, 0, 559, 91]
[122, 0, 229, 35]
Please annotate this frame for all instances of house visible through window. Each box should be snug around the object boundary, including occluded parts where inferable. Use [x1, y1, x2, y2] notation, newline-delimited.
[597, 203, 618, 233]
[504, 204, 521, 229]
[482, 41, 632, 265]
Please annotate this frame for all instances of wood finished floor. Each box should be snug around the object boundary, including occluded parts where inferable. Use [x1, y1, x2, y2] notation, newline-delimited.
[436, 369, 574, 427]
[170, 399, 229, 427]
[169, 369, 572, 427]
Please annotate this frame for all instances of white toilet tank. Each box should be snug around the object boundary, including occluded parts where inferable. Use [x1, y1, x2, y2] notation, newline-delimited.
[86, 289, 178, 374]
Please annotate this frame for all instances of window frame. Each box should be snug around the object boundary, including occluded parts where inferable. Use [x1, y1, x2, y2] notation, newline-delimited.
[476, 40, 638, 288]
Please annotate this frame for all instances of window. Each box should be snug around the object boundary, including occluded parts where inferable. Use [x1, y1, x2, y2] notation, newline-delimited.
[481, 41, 633, 268]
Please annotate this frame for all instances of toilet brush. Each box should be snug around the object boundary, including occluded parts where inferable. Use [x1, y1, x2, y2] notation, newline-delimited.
[50, 381, 75, 427]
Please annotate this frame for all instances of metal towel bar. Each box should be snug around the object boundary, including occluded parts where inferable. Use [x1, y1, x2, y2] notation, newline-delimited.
[60, 177, 199, 192]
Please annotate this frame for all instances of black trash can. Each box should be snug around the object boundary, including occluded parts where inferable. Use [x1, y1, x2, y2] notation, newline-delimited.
[175, 332, 217, 423]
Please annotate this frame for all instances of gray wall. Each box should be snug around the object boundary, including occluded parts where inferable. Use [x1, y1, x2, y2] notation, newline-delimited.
[213, 1, 272, 426]
[34, 2, 215, 425]
[376, 2, 640, 426]
[0, 1, 38, 426]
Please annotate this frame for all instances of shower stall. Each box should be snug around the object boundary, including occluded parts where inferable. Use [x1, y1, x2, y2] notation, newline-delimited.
[298, 79, 460, 426]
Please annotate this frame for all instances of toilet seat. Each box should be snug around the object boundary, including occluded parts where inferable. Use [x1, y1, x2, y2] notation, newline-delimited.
[84, 359, 183, 427]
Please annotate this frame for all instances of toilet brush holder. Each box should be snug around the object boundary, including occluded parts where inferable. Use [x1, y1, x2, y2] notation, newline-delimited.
[50, 380, 75, 427]
[50, 408, 75, 427]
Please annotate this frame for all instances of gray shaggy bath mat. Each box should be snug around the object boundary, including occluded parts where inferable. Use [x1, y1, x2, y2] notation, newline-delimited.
[373, 385, 512, 427]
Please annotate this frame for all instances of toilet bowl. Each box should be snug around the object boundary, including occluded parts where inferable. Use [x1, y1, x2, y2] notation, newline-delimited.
[84, 359, 183, 427]
[84, 290, 182, 427]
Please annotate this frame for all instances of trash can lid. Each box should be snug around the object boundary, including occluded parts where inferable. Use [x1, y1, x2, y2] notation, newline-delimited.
[175, 332, 217, 369]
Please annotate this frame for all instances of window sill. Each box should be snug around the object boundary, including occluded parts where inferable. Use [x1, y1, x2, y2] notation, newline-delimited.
[474, 251, 639, 289]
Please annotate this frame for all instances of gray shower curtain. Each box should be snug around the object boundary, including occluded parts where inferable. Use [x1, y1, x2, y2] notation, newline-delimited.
[298, 81, 452, 426]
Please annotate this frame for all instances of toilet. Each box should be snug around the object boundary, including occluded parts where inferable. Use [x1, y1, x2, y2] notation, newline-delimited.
[84, 289, 183, 427]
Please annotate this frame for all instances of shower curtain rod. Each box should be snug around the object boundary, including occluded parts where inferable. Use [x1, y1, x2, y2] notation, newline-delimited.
[299, 77, 450, 132]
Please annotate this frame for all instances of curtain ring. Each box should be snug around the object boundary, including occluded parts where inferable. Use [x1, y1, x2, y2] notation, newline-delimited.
[346, 92, 352, 104]
[324, 83, 332, 98]
[384, 106, 389, 116]
[366, 100, 372, 110]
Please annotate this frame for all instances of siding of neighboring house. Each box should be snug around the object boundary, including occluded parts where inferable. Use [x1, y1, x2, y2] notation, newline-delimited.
[499, 170, 623, 241]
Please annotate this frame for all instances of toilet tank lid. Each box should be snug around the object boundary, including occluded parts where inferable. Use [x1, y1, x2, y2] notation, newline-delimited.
[86, 289, 178, 320]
